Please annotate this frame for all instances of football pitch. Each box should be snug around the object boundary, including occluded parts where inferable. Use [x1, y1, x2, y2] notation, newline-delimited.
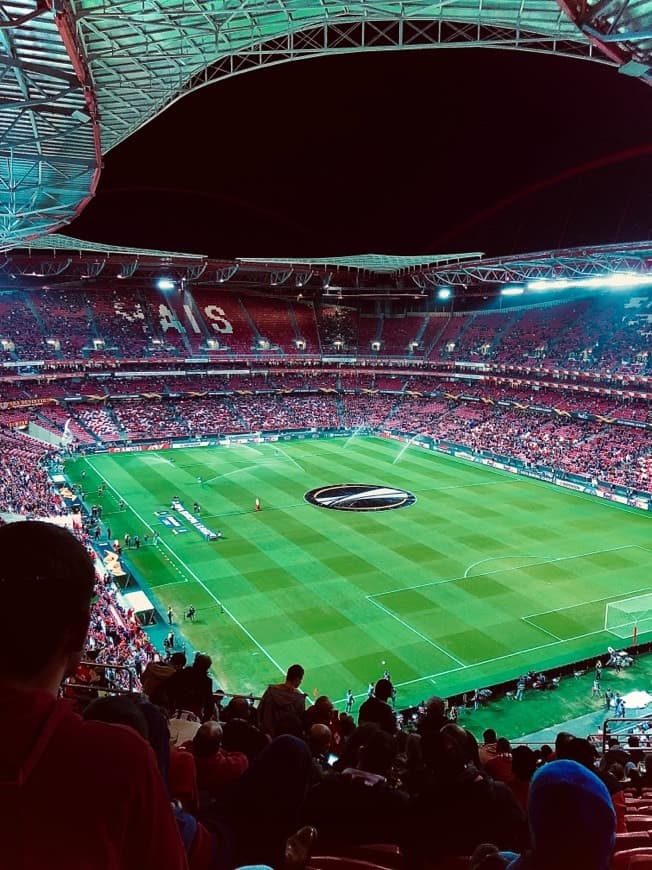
[67, 436, 652, 711]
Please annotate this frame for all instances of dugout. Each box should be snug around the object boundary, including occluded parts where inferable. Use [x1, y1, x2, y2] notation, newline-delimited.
[122, 590, 157, 626]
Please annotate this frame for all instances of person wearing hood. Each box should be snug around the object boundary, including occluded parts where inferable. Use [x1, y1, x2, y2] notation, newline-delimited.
[407, 723, 527, 864]
[0, 520, 187, 869]
[505, 759, 616, 869]
[257, 664, 307, 737]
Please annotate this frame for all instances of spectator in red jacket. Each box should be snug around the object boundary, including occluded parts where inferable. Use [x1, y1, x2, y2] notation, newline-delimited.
[0, 520, 187, 869]
[180, 721, 248, 797]
[485, 737, 514, 784]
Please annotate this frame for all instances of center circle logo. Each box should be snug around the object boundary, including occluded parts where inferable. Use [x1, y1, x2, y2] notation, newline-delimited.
[305, 484, 416, 511]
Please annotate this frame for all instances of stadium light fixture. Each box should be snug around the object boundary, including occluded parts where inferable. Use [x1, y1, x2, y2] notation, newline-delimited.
[501, 286, 524, 296]
[157, 278, 175, 291]
[527, 273, 652, 292]
[437, 287, 452, 300]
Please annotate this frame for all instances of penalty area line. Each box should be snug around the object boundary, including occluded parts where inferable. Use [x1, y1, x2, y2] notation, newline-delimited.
[522, 582, 652, 620]
[392, 623, 612, 693]
[366, 595, 466, 668]
[372, 544, 637, 599]
[521, 617, 563, 641]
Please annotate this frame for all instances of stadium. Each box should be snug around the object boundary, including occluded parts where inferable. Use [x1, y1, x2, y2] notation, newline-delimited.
[1, 1, 652, 868]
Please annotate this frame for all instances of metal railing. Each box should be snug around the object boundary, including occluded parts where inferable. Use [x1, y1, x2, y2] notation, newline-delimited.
[63, 661, 136, 697]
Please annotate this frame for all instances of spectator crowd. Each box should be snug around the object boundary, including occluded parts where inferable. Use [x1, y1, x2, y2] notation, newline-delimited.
[2, 519, 649, 870]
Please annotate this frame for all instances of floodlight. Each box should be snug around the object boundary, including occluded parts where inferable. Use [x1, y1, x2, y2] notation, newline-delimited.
[157, 278, 175, 290]
[527, 279, 569, 291]
[501, 286, 524, 296]
[437, 287, 452, 300]
[527, 273, 652, 292]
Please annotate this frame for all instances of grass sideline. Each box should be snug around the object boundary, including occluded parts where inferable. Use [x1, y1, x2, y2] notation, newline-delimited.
[66, 436, 652, 729]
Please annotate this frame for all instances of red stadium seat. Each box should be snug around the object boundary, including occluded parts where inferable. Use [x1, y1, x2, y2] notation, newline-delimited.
[427, 858, 471, 870]
[612, 848, 652, 869]
[308, 858, 394, 870]
[327, 845, 404, 870]
[625, 817, 652, 832]
[616, 832, 652, 851]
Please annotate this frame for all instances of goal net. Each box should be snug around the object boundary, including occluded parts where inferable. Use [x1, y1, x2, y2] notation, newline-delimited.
[605, 593, 652, 639]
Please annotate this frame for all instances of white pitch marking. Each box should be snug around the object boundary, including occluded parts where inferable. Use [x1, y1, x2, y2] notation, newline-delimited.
[84, 458, 285, 675]
[522, 581, 652, 620]
[274, 445, 305, 473]
[372, 545, 635, 598]
[85, 458, 189, 584]
[392, 623, 622, 692]
[463, 555, 556, 579]
[521, 617, 563, 641]
[367, 595, 466, 667]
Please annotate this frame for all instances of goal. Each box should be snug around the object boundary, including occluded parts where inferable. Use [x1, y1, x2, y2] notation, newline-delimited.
[605, 593, 652, 639]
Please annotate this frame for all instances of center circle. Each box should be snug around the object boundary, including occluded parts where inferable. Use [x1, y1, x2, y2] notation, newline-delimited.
[304, 483, 416, 511]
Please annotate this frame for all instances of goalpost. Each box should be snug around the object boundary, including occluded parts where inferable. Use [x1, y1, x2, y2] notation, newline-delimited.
[604, 593, 652, 640]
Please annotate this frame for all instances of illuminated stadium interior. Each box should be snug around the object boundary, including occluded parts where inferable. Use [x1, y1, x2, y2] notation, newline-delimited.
[2, 2, 652, 866]
[1, 236, 650, 712]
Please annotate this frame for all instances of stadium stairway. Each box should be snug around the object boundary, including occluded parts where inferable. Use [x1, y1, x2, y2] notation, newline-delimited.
[73, 413, 102, 444]
[82, 299, 103, 355]
[408, 315, 430, 358]
[24, 295, 56, 357]
[183, 289, 213, 352]
[239, 297, 262, 349]
[288, 302, 307, 353]
[487, 310, 522, 357]
[133, 287, 174, 356]
[422, 316, 452, 360]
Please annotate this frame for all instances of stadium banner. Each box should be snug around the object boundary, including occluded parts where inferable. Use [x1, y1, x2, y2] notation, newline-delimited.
[0, 397, 57, 409]
[598, 491, 630, 506]
[556, 479, 590, 493]
[108, 442, 170, 454]
[519, 467, 555, 482]
[171, 439, 213, 448]
[596, 490, 649, 509]
[216, 429, 348, 448]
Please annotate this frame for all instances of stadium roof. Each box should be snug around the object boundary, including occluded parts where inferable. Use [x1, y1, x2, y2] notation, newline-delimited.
[5, 234, 652, 300]
[9, 233, 482, 283]
[237, 253, 484, 274]
[409, 239, 652, 287]
[2, 0, 647, 252]
[23, 232, 205, 261]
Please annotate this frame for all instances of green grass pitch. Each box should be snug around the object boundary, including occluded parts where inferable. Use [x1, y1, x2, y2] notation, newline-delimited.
[66, 436, 652, 711]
